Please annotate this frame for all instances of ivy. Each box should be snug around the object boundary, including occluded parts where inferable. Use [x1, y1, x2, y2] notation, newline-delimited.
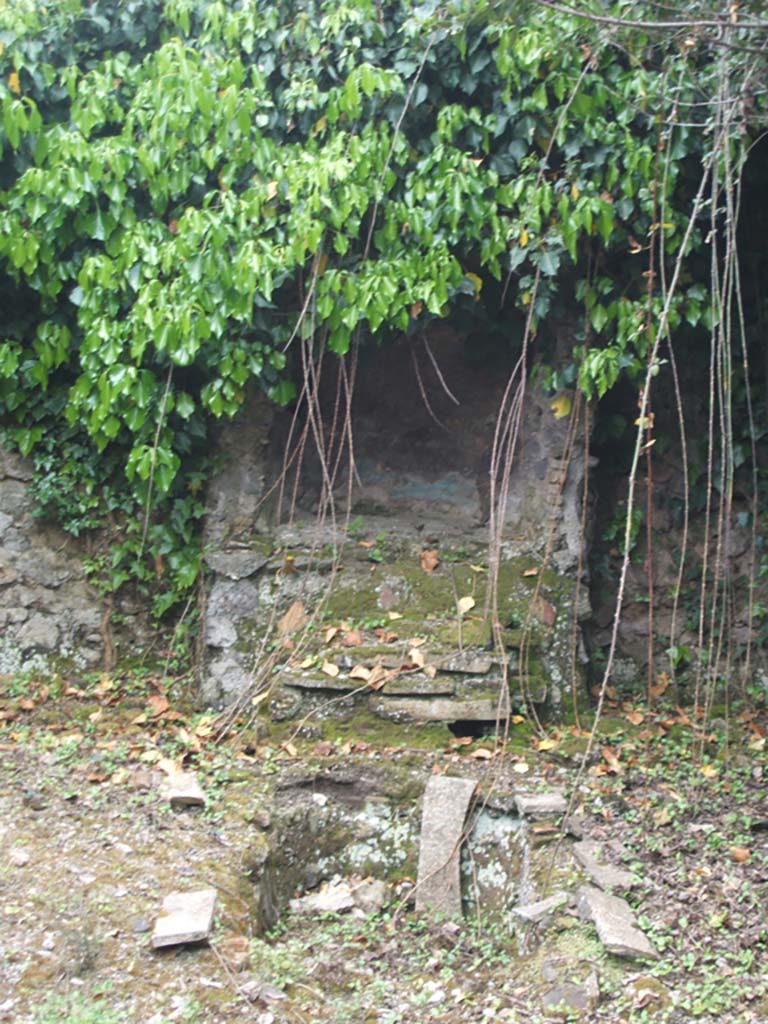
[0, 0, 761, 614]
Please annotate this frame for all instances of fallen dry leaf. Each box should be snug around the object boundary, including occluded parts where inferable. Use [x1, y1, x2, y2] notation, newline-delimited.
[420, 549, 439, 573]
[367, 665, 391, 690]
[730, 846, 751, 863]
[324, 626, 340, 643]
[699, 763, 718, 779]
[537, 737, 559, 752]
[469, 747, 494, 760]
[626, 709, 644, 726]
[277, 600, 308, 636]
[156, 757, 183, 776]
[281, 741, 297, 758]
[649, 671, 670, 698]
[601, 745, 624, 774]
[457, 595, 476, 615]
[513, 761, 530, 774]
[407, 648, 425, 669]
[147, 695, 170, 717]
[321, 661, 340, 678]
[522, 567, 538, 577]
[342, 630, 363, 647]
[349, 665, 371, 682]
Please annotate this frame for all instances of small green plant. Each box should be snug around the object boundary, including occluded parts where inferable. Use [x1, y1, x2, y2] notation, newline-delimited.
[34, 992, 122, 1024]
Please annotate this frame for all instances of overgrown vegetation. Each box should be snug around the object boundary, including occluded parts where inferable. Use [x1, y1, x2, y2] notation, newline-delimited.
[1, 0, 765, 615]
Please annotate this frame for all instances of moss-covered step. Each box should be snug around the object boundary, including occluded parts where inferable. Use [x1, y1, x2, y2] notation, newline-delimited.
[276, 670, 456, 696]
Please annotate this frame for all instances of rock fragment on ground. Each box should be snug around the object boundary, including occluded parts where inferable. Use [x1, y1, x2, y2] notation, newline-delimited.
[416, 775, 477, 917]
[152, 889, 217, 948]
[8, 847, 30, 867]
[514, 790, 568, 818]
[573, 840, 635, 892]
[290, 878, 356, 915]
[512, 891, 569, 924]
[578, 885, 657, 959]
[165, 771, 207, 808]
[351, 878, 387, 915]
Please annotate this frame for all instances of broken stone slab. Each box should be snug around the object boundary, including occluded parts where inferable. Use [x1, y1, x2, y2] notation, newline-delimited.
[380, 675, 456, 696]
[152, 889, 217, 948]
[434, 653, 493, 675]
[573, 840, 635, 892]
[165, 771, 207, 809]
[289, 879, 356, 915]
[370, 695, 508, 723]
[512, 891, 569, 924]
[578, 885, 658, 960]
[279, 671, 362, 693]
[204, 549, 269, 580]
[514, 791, 568, 818]
[416, 775, 477, 917]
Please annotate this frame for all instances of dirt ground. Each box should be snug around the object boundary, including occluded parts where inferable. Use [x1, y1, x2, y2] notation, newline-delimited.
[1, 670, 767, 1024]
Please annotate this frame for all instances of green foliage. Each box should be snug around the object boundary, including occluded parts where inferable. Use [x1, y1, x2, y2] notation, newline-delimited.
[0, 0, 761, 611]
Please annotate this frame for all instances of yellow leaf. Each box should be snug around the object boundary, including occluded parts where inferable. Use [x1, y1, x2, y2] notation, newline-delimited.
[266, 180, 278, 200]
[511, 714, 525, 724]
[699, 764, 718, 779]
[251, 690, 270, 706]
[571, 183, 580, 201]
[519, 228, 529, 247]
[466, 272, 483, 300]
[653, 806, 672, 826]
[457, 596, 476, 616]
[551, 393, 572, 420]
[316, 252, 329, 275]
[8, 71, 20, 95]
[537, 737, 558, 751]
[513, 761, 530, 774]
[321, 661, 340, 678]
[387, 611, 403, 621]
[349, 665, 371, 681]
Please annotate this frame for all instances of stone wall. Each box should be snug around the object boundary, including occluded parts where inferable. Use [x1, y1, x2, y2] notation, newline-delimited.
[0, 446, 150, 675]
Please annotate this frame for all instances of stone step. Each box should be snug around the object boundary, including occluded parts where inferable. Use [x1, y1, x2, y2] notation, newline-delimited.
[370, 694, 511, 723]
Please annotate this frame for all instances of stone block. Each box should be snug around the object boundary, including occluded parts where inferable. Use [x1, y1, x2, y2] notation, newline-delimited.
[152, 889, 217, 948]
